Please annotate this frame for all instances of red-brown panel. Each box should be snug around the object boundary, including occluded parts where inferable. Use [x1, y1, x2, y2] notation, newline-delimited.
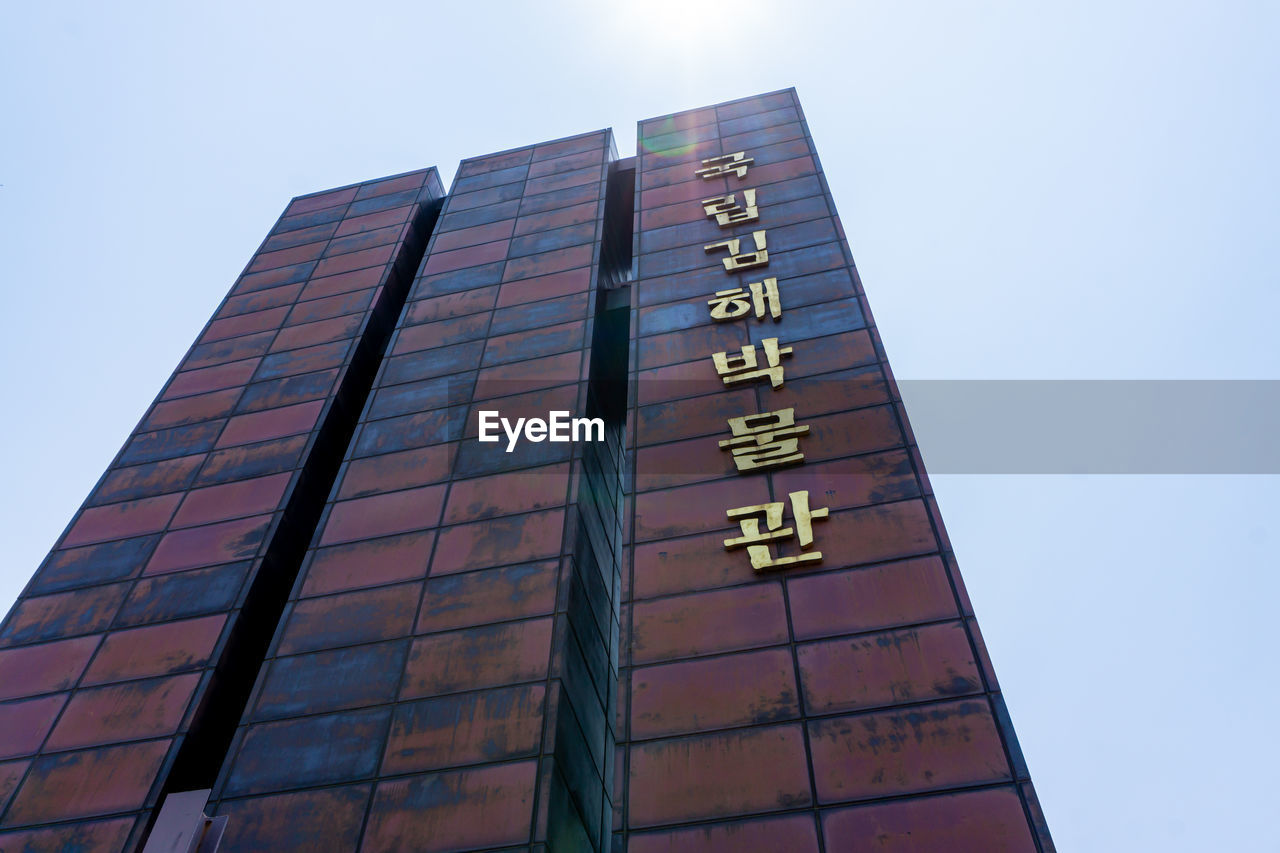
[630, 813, 820, 853]
[630, 647, 798, 739]
[797, 622, 982, 714]
[362, 762, 538, 853]
[402, 618, 554, 697]
[6, 740, 170, 823]
[628, 725, 812, 827]
[821, 787, 1037, 852]
[45, 674, 200, 751]
[631, 584, 789, 664]
[808, 700, 1011, 803]
[82, 616, 225, 684]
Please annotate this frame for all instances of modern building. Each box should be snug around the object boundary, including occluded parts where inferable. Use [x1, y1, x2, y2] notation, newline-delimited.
[0, 90, 1055, 852]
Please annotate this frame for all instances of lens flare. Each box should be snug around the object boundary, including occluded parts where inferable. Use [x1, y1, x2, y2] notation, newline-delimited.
[637, 117, 702, 159]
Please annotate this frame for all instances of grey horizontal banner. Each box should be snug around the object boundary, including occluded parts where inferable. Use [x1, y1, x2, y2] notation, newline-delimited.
[398, 378, 1278, 475]
[899, 380, 1280, 474]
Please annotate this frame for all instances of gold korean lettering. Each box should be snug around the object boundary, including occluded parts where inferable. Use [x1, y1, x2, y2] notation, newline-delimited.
[701, 189, 758, 227]
[695, 151, 754, 180]
[711, 337, 792, 388]
[719, 408, 809, 472]
[707, 277, 781, 322]
[704, 230, 768, 272]
[723, 490, 828, 570]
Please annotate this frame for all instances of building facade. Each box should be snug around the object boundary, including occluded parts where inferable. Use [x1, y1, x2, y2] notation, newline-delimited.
[0, 90, 1055, 852]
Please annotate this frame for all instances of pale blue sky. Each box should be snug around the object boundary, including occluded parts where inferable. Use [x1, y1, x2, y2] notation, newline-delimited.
[2, 2, 1277, 848]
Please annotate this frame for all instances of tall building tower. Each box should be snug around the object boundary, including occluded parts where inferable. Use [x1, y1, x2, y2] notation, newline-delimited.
[0, 90, 1055, 852]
